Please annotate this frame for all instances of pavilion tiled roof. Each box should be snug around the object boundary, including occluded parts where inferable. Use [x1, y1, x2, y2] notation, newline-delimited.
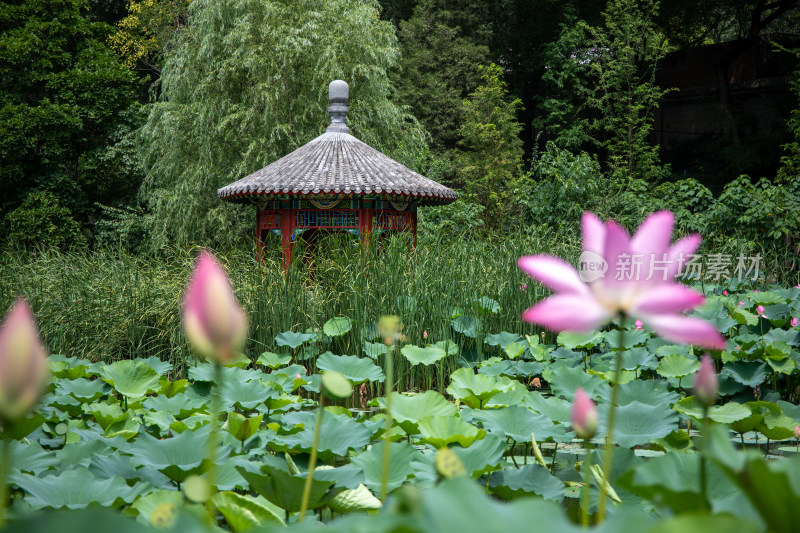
[218, 81, 457, 206]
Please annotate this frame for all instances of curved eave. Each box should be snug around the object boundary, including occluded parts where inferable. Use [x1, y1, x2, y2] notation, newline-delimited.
[218, 190, 457, 206]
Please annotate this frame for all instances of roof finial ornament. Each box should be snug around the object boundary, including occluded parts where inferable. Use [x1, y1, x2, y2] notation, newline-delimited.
[327, 80, 349, 134]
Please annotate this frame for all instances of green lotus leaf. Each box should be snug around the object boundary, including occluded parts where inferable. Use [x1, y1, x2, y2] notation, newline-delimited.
[327, 483, 382, 514]
[653, 429, 694, 453]
[14, 468, 146, 510]
[750, 291, 785, 306]
[546, 365, 607, 401]
[777, 400, 800, 422]
[224, 412, 263, 444]
[139, 356, 172, 376]
[350, 441, 422, 493]
[401, 344, 447, 366]
[729, 401, 779, 434]
[731, 307, 759, 326]
[767, 355, 796, 375]
[598, 401, 678, 448]
[433, 340, 459, 357]
[275, 331, 316, 349]
[312, 464, 365, 490]
[618, 451, 747, 514]
[418, 415, 485, 448]
[128, 488, 185, 523]
[56, 377, 110, 402]
[321, 371, 353, 400]
[48, 354, 94, 380]
[82, 401, 127, 429]
[657, 354, 700, 379]
[316, 352, 384, 384]
[236, 464, 340, 513]
[484, 331, 523, 349]
[121, 427, 231, 483]
[599, 379, 679, 407]
[142, 410, 176, 436]
[471, 296, 500, 315]
[100, 360, 161, 400]
[673, 397, 751, 424]
[764, 329, 799, 346]
[449, 433, 507, 478]
[478, 360, 544, 379]
[619, 348, 657, 371]
[447, 368, 515, 409]
[758, 411, 796, 440]
[451, 315, 480, 338]
[720, 361, 768, 387]
[557, 330, 603, 349]
[489, 464, 565, 502]
[468, 405, 570, 443]
[646, 514, 760, 533]
[143, 393, 205, 419]
[54, 439, 109, 469]
[4, 414, 46, 440]
[605, 329, 649, 349]
[103, 411, 142, 440]
[9, 440, 59, 475]
[587, 367, 637, 384]
[212, 491, 284, 530]
[221, 379, 273, 410]
[362, 341, 388, 359]
[159, 379, 188, 397]
[375, 391, 457, 434]
[275, 412, 372, 459]
[256, 352, 292, 369]
[504, 342, 525, 359]
[323, 317, 352, 337]
[523, 392, 571, 424]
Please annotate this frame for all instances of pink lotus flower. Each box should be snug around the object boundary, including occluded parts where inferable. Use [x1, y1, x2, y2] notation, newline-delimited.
[794, 284, 800, 289]
[792, 318, 799, 328]
[0, 300, 49, 421]
[518, 211, 725, 349]
[722, 290, 728, 296]
[571, 388, 598, 439]
[423, 330, 428, 340]
[694, 354, 718, 406]
[756, 305, 767, 318]
[795, 425, 800, 440]
[754, 289, 759, 293]
[634, 319, 643, 330]
[182, 251, 248, 363]
[738, 301, 744, 307]
[520, 283, 527, 291]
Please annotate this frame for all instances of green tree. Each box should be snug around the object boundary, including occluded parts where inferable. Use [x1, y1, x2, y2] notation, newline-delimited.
[139, 0, 427, 249]
[0, 0, 141, 245]
[395, 0, 491, 163]
[456, 64, 524, 225]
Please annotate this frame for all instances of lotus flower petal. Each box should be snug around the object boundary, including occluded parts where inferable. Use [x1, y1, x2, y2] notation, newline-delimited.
[517, 256, 589, 296]
[641, 314, 725, 350]
[521, 295, 610, 333]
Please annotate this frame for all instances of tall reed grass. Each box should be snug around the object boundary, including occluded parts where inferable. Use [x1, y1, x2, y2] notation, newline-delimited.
[0, 230, 572, 382]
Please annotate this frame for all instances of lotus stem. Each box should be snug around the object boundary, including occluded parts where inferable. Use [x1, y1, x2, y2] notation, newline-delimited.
[700, 405, 709, 511]
[381, 344, 396, 500]
[582, 440, 593, 527]
[0, 431, 9, 526]
[299, 394, 325, 521]
[205, 361, 223, 523]
[598, 319, 624, 522]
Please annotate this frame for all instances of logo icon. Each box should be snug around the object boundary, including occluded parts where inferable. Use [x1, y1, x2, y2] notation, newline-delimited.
[579, 250, 607, 282]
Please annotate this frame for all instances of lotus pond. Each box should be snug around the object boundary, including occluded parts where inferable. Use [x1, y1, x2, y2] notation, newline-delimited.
[2, 281, 800, 533]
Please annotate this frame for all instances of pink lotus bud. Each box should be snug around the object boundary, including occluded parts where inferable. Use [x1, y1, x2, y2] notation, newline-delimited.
[182, 251, 248, 363]
[754, 290, 759, 293]
[738, 301, 744, 307]
[520, 283, 527, 291]
[794, 425, 800, 440]
[791, 317, 798, 328]
[314, 328, 319, 333]
[571, 388, 598, 439]
[795, 284, 800, 289]
[0, 300, 49, 421]
[423, 330, 428, 339]
[756, 305, 766, 318]
[722, 290, 728, 296]
[694, 354, 718, 406]
[634, 319, 643, 330]
[296, 373, 302, 380]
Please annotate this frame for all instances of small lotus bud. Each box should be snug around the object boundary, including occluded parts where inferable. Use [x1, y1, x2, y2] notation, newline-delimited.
[694, 354, 718, 406]
[634, 319, 643, 330]
[0, 300, 49, 422]
[571, 388, 597, 439]
[423, 330, 428, 340]
[723, 290, 728, 296]
[520, 283, 527, 291]
[182, 251, 248, 363]
[756, 305, 766, 318]
[794, 425, 800, 440]
[791, 317, 798, 328]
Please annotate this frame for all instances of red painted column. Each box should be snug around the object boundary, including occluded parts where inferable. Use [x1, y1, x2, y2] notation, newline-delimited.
[360, 208, 374, 244]
[280, 209, 294, 270]
[412, 211, 418, 248]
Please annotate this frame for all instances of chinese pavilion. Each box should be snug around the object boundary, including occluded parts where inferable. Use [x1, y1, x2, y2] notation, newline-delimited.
[217, 80, 457, 269]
